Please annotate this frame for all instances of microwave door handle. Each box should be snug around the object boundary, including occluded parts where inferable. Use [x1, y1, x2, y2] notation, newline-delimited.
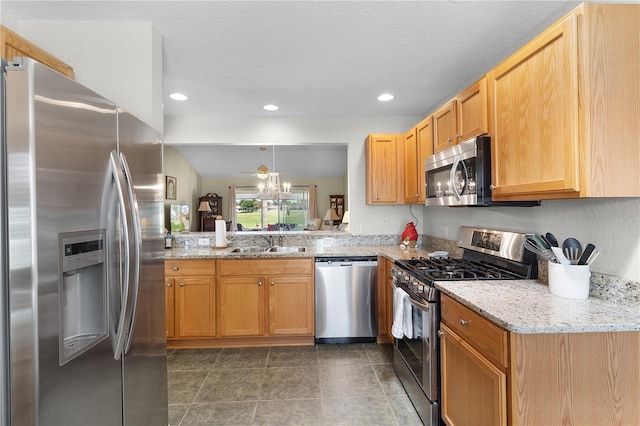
[460, 160, 469, 195]
[449, 158, 462, 201]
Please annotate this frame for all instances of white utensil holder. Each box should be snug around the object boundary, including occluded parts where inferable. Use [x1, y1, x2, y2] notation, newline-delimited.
[548, 261, 591, 299]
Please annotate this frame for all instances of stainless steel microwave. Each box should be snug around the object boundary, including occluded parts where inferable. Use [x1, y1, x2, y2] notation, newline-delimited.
[425, 135, 539, 207]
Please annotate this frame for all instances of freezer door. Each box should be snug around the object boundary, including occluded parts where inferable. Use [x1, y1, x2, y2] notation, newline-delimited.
[117, 108, 168, 425]
[1, 60, 11, 426]
[6, 59, 123, 425]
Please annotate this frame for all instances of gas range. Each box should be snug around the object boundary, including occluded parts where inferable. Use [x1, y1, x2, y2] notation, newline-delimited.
[391, 226, 537, 426]
[392, 226, 538, 302]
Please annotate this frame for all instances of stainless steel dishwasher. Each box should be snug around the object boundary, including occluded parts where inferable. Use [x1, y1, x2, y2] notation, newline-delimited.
[314, 256, 378, 343]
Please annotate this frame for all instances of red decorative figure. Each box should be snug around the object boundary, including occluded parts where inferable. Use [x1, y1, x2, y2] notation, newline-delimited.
[401, 222, 418, 247]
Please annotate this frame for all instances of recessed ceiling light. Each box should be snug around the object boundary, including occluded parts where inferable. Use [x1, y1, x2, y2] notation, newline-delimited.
[263, 104, 279, 111]
[169, 93, 188, 101]
[377, 93, 394, 102]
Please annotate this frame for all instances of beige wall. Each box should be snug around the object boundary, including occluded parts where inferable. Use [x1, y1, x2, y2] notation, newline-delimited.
[163, 147, 201, 231]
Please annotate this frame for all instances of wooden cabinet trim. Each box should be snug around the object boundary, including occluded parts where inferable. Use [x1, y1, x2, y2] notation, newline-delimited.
[1, 25, 74, 79]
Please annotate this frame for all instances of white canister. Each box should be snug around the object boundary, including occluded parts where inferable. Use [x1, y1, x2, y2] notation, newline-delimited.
[548, 261, 591, 299]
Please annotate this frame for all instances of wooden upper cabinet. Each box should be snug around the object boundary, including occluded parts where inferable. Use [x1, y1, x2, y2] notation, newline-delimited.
[488, 4, 640, 200]
[488, 12, 579, 199]
[433, 101, 457, 153]
[404, 116, 433, 204]
[1, 25, 74, 79]
[365, 134, 403, 204]
[455, 77, 488, 142]
[432, 78, 488, 155]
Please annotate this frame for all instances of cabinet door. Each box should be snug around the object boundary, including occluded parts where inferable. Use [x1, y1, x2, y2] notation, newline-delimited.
[165, 278, 175, 339]
[416, 116, 434, 203]
[268, 275, 314, 335]
[176, 276, 215, 337]
[433, 101, 457, 153]
[218, 276, 265, 337]
[487, 13, 580, 199]
[403, 128, 420, 203]
[455, 78, 488, 142]
[440, 323, 507, 426]
[366, 134, 402, 204]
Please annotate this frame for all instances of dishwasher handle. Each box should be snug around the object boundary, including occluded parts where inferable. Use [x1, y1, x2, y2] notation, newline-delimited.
[315, 256, 377, 266]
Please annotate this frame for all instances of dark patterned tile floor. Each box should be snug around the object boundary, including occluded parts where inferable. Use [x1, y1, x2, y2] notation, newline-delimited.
[167, 343, 423, 426]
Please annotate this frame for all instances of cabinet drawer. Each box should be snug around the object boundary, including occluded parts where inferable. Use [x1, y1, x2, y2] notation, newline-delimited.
[219, 258, 313, 276]
[165, 259, 216, 276]
[441, 294, 508, 368]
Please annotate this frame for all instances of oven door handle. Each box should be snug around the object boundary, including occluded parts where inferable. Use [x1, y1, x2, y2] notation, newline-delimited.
[392, 281, 432, 312]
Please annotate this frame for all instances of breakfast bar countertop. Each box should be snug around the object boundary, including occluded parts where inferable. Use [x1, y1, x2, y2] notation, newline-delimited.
[436, 279, 640, 334]
[164, 244, 432, 261]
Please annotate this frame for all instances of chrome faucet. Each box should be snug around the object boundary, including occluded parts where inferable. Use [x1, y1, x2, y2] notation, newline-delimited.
[261, 234, 285, 247]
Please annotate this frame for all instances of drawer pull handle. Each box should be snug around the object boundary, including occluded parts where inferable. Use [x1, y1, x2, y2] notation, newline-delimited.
[459, 319, 470, 326]
[166, 282, 172, 287]
[270, 281, 275, 286]
[179, 282, 185, 287]
[172, 266, 179, 271]
[258, 281, 263, 286]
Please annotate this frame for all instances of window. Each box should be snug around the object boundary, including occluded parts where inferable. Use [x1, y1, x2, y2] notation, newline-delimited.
[235, 187, 310, 231]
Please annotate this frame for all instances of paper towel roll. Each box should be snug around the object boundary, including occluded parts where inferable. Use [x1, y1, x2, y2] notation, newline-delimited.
[215, 220, 227, 247]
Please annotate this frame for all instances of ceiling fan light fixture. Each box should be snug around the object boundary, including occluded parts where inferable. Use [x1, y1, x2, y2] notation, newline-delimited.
[256, 164, 269, 179]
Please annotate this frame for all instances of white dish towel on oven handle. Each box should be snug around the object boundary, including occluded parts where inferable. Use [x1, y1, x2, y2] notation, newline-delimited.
[391, 287, 414, 339]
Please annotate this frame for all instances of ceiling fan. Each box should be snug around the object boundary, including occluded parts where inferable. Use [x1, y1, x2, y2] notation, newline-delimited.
[240, 146, 270, 179]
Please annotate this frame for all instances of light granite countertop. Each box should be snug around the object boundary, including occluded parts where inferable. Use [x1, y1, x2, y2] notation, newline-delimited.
[436, 279, 640, 334]
[164, 244, 432, 261]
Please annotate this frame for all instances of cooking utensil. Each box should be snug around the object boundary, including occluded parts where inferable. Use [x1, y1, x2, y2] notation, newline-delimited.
[530, 234, 551, 250]
[545, 232, 559, 247]
[586, 249, 600, 265]
[562, 238, 583, 265]
[524, 237, 556, 262]
[577, 243, 596, 265]
[551, 247, 571, 265]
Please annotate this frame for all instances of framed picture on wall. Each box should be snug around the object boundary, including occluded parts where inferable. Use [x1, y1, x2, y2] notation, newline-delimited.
[166, 176, 177, 200]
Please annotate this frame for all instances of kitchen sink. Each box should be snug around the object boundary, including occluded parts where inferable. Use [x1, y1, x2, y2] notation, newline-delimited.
[266, 246, 307, 253]
[230, 246, 267, 253]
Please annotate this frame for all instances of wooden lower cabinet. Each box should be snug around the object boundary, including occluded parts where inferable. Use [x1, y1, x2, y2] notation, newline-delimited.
[218, 276, 265, 336]
[441, 294, 640, 425]
[218, 258, 314, 338]
[440, 323, 507, 426]
[165, 259, 216, 339]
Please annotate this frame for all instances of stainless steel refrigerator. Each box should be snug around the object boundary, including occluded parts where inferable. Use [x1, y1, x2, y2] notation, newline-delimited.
[0, 57, 168, 425]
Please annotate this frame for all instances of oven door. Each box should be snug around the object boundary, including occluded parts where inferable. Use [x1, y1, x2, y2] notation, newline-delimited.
[425, 139, 478, 206]
[393, 285, 439, 402]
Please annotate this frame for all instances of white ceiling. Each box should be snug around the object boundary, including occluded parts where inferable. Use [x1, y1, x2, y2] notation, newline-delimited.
[1, 0, 582, 178]
[175, 144, 348, 179]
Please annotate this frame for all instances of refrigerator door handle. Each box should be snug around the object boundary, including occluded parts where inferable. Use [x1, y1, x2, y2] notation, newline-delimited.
[118, 152, 141, 355]
[109, 150, 133, 360]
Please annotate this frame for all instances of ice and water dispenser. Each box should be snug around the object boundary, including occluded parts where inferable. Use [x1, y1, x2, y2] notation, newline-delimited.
[58, 230, 108, 365]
